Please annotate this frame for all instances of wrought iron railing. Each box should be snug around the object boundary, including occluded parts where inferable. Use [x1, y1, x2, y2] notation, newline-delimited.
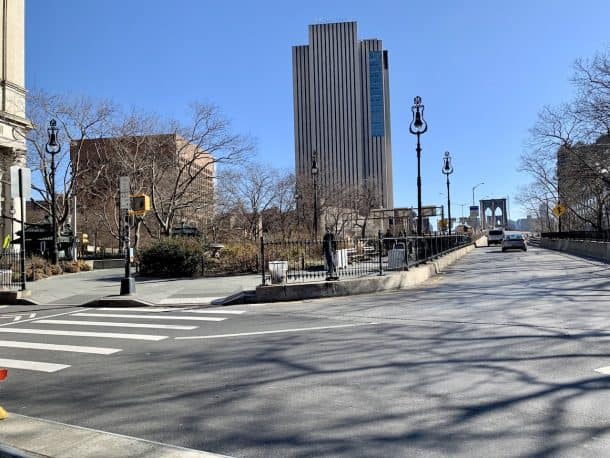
[260, 234, 472, 285]
[0, 250, 23, 290]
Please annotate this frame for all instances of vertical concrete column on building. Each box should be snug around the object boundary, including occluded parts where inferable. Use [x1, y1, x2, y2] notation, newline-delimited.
[0, 0, 30, 248]
[0, 147, 26, 250]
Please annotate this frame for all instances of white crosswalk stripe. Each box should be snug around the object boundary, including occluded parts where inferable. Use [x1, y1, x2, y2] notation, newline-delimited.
[0, 358, 70, 373]
[36, 319, 198, 331]
[0, 328, 167, 341]
[74, 312, 226, 322]
[0, 340, 121, 355]
[0, 306, 244, 375]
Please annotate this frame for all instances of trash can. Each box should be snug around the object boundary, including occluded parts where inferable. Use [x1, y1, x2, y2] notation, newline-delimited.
[268, 261, 288, 284]
[388, 247, 406, 269]
[336, 249, 348, 269]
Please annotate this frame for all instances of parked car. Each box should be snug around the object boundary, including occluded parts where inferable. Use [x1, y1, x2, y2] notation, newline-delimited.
[487, 228, 505, 246]
[502, 233, 527, 252]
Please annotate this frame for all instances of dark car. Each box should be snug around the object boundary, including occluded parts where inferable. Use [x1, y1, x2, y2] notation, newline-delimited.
[501, 233, 527, 252]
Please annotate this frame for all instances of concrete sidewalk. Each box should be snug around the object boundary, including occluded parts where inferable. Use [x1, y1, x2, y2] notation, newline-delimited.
[23, 269, 260, 307]
[0, 413, 228, 457]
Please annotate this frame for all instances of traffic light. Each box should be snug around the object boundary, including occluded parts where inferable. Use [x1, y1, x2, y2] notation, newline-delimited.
[130, 194, 151, 216]
[81, 233, 89, 245]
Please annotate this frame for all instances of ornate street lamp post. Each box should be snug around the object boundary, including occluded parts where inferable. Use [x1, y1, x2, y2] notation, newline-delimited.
[311, 151, 319, 240]
[409, 96, 428, 236]
[294, 191, 302, 226]
[46, 120, 61, 265]
[442, 151, 454, 235]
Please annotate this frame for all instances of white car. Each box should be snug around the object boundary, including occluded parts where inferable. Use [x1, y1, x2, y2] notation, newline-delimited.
[487, 228, 505, 246]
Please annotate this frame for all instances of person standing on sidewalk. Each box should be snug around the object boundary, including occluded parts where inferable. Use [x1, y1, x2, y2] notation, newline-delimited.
[323, 227, 339, 281]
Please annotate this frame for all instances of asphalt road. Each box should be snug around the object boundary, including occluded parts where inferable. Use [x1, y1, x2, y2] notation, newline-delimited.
[3, 244, 610, 457]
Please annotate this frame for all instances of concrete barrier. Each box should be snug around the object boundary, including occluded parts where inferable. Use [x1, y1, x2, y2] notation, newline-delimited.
[540, 238, 610, 261]
[255, 243, 476, 303]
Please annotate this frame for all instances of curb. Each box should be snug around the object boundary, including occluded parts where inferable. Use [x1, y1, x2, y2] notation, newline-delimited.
[0, 443, 47, 458]
[0, 413, 229, 458]
[82, 296, 156, 308]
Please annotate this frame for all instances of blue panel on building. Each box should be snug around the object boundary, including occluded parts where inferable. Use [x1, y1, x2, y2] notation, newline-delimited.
[369, 51, 385, 137]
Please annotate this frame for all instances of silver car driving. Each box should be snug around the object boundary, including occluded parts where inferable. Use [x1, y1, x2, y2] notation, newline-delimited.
[502, 233, 527, 252]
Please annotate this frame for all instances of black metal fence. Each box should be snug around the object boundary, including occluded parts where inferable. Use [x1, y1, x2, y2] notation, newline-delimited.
[541, 231, 610, 241]
[0, 250, 23, 290]
[260, 234, 473, 284]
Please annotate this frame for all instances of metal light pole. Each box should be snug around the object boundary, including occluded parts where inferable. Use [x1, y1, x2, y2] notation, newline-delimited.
[295, 192, 302, 226]
[409, 96, 428, 236]
[46, 120, 61, 265]
[311, 151, 319, 240]
[9, 207, 15, 245]
[442, 151, 454, 235]
[472, 182, 484, 206]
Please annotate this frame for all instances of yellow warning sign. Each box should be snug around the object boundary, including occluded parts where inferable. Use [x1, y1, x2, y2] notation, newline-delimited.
[552, 203, 567, 217]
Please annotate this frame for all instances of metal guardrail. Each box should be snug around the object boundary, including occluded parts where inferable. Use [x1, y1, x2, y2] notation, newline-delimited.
[541, 231, 610, 241]
[260, 234, 472, 285]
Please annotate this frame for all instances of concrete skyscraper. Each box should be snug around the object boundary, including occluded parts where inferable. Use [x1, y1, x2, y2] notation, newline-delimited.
[292, 21, 393, 208]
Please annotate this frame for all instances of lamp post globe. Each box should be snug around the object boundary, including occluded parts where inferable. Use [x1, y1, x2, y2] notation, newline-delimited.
[442, 151, 454, 235]
[45, 119, 61, 265]
[409, 96, 428, 236]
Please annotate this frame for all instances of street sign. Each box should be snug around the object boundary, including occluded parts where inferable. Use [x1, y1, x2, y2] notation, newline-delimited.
[420, 206, 437, 217]
[119, 176, 130, 210]
[552, 203, 566, 217]
[10, 166, 31, 200]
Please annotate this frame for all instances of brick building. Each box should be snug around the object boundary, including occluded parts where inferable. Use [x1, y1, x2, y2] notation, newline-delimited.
[71, 134, 214, 252]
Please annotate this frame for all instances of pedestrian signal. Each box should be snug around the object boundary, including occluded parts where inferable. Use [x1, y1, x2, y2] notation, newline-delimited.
[130, 194, 151, 216]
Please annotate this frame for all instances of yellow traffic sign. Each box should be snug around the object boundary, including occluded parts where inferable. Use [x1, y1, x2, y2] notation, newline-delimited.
[552, 203, 566, 217]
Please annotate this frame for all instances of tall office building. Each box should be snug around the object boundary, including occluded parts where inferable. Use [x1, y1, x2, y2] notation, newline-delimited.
[293, 21, 393, 208]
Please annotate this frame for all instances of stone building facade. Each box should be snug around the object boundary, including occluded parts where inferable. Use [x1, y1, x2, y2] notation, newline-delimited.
[0, 0, 30, 243]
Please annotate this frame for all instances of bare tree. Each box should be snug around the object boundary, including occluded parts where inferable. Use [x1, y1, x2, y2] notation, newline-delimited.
[216, 163, 282, 240]
[26, 90, 117, 254]
[147, 103, 254, 236]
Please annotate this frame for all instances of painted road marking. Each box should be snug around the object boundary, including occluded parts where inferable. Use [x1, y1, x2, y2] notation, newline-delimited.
[595, 366, 610, 375]
[175, 322, 380, 340]
[180, 309, 246, 315]
[159, 297, 222, 304]
[0, 328, 167, 341]
[36, 319, 198, 331]
[0, 340, 121, 355]
[0, 358, 70, 373]
[0, 308, 93, 328]
[29, 313, 36, 318]
[12, 315, 22, 321]
[98, 307, 186, 312]
[74, 313, 226, 322]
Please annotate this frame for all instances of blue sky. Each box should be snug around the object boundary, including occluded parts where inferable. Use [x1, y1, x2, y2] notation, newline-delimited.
[26, 0, 610, 220]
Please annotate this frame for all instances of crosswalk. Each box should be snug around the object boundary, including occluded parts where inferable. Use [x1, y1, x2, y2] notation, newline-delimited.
[0, 307, 245, 374]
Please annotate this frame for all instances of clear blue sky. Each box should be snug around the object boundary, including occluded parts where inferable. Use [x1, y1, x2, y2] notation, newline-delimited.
[26, 0, 610, 220]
